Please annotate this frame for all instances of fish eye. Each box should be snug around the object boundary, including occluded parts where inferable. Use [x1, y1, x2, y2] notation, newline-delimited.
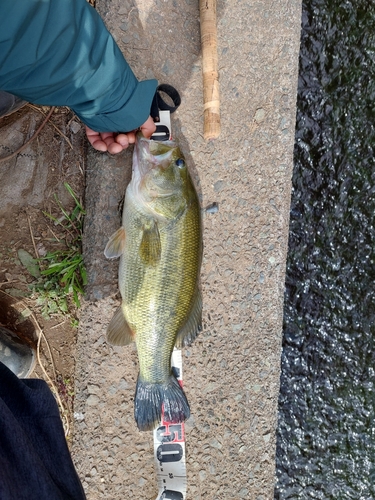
[175, 158, 185, 169]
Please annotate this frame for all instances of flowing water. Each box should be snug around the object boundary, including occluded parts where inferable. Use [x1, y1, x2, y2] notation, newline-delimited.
[275, 1, 375, 498]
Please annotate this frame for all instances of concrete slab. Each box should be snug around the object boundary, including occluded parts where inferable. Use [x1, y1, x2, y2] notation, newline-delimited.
[72, 0, 302, 497]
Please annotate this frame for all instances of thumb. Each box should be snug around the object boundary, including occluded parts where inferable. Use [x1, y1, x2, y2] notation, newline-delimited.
[140, 116, 156, 138]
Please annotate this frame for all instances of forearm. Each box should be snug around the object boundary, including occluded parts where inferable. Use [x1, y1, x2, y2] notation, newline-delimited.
[0, 0, 157, 132]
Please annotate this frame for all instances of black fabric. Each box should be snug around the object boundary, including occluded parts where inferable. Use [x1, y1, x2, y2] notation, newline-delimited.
[150, 84, 181, 122]
[0, 362, 85, 499]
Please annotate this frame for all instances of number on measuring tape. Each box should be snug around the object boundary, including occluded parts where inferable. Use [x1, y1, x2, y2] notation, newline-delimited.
[157, 424, 184, 443]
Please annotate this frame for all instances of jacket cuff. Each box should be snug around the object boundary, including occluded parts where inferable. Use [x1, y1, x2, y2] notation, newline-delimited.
[74, 79, 158, 133]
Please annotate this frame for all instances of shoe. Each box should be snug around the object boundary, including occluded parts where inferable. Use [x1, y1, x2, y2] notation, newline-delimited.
[0, 90, 27, 118]
[0, 325, 36, 378]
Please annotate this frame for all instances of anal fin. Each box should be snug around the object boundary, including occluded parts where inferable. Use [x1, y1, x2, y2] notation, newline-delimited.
[107, 305, 135, 346]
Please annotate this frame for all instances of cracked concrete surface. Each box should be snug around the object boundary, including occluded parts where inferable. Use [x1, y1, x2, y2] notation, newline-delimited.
[72, 0, 302, 497]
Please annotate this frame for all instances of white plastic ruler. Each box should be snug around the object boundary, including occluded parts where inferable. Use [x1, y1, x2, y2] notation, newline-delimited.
[153, 349, 187, 500]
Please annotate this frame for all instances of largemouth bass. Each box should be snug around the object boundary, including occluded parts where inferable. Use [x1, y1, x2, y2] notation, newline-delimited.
[104, 133, 202, 431]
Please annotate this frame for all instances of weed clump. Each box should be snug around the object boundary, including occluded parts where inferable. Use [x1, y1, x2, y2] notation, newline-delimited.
[32, 182, 87, 321]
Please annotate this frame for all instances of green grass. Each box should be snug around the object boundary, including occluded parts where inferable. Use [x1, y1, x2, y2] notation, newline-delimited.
[32, 182, 87, 321]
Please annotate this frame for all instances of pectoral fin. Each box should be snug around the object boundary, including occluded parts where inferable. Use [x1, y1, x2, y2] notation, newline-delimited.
[107, 306, 135, 346]
[175, 289, 202, 348]
[104, 227, 126, 259]
[139, 220, 161, 266]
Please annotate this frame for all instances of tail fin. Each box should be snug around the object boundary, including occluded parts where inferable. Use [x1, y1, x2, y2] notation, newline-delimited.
[134, 374, 190, 431]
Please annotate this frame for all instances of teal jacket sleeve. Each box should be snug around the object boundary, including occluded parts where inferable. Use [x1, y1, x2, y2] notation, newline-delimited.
[0, 0, 157, 132]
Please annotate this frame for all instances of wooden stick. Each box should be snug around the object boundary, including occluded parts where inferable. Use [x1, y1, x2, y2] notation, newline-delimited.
[199, 0, 220, 140]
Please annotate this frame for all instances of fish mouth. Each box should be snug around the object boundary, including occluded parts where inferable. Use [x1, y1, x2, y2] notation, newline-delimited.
[134, 133, 176, 176]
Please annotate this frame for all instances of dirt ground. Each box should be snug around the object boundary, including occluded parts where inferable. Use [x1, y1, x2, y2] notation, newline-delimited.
[0, 105, 86, 435]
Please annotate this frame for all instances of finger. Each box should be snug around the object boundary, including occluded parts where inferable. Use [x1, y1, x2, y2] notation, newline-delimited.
[115, 133, 130, 148]
[107, 141, 123, 154]
[100, 132, 116, 145]
[101, 133, 122, 153]
[85, 126, 103, 146]
[92, 140, 108, 152]
[84, 126, 109, 152]
[140, 116, 157, 138]
[85, 126, 98, 142]
[124, 131, 136, 145]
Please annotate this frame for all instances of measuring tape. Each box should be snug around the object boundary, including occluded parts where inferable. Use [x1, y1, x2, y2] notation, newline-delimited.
[153, 349, 187, 500]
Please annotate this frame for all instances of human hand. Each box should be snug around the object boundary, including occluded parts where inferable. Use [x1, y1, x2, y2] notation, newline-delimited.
[85, 116, 156, 154]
